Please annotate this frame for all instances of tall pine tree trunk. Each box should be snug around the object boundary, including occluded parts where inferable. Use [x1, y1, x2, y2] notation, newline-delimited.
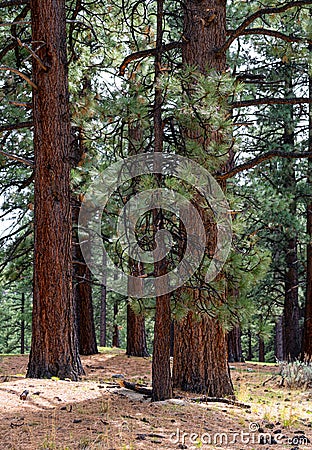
[126, 302, 149, 356]
[275, 316, 284, 361]
[173, 0, 233, 397]
[228, 326, 244, 362]
[72, 198, 97, 355]
[20, 293, 25, 355]
[258, 337, 265, 362]
[126, 114, 149, 358]
[112, 299, 120, 347]
[27, 0, 83, 379]
[301, 43, 312, 360]
[246, 328, 253, 361]
[100, 250, 107, 347]
[282, 68, 300, 361]
[151, 0, 172, 401]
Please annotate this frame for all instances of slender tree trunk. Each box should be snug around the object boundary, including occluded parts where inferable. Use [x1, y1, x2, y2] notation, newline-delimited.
[72, 198, 97, 355]
[282, 68, 300, 361]
[258, 337, 265, 362]
[284, 235, 300, 360]
[247, 328, 253, 361]
[20, 293, 25, 355]
[112, 300, 120, 347]
[27, 0, 83, 379]
[275, 316, 284, 361]
[125, 112, 149, 358]
[100, 250, 107, 348]
[301, 43, 312, 360]
[151, 0, 172, 402]
[228, 326, 244, 362]
[173, 0, 233, 397]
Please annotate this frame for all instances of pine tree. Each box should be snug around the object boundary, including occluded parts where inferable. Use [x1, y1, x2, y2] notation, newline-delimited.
[27, 0, 84, 379]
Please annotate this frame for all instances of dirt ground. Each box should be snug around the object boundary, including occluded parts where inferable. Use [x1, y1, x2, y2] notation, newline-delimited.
[0, 349, 311, 449]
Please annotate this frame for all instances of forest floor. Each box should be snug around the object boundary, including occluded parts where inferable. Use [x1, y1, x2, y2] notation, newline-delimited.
[0, 349, 311, 450]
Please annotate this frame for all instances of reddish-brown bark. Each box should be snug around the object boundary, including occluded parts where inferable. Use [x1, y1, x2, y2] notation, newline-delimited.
[27, 0, 84, 379]
[173, 0, 234, 397]
[72, 198, 97, 356]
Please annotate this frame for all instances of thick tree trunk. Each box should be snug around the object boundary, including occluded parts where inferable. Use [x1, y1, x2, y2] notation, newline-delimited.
[127, 302, 149, 357]
[27, 0, 83, 379]
[228, 326, 244, 362]
[174, 311, 233, 396]
[72, 198, 97, 356]
[170, 321, 174, 357]
[173, 0, 233, 397]
[301, 45, 312, 360]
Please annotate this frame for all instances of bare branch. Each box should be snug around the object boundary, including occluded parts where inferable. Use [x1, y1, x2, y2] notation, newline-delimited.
[0, 20, 29, 26]
[217, 151, 312, 181]
[9, 100, 32, 108]
[0, 149, 33, 166]
[232, 97, 312, 108]
[0, 65, 37, 89]
[228, 27, 312, 45]
[119, 41, 183, 76]
[16, 38, 47, 71]
[0, 121, 33, 132]
[218, 1, 312, 54]
[0, 0, 29, 6]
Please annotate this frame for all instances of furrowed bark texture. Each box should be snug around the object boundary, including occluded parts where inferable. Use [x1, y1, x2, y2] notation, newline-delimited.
[173, 0, 234, 397]
[27, 0, 83, 379]
[72, 198, 97, 356]
[301, 43, 312, 360]
[152, 0, 172, 402]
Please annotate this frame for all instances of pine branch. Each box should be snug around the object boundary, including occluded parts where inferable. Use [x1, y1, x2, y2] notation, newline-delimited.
[119, 41, 183, 76]
[0, 0, 29, 7]
[217, 151, 312, 181]
[0, 121, 33, 132]
[8, 100, 32, 108]
[0, 20, 30, 26]
[218, 1, 312, 53]
[0, 149, 33, 166]
[232, 97, 312, 108]
[228, 27, 312, 44]
[0, 65, 37, 89]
